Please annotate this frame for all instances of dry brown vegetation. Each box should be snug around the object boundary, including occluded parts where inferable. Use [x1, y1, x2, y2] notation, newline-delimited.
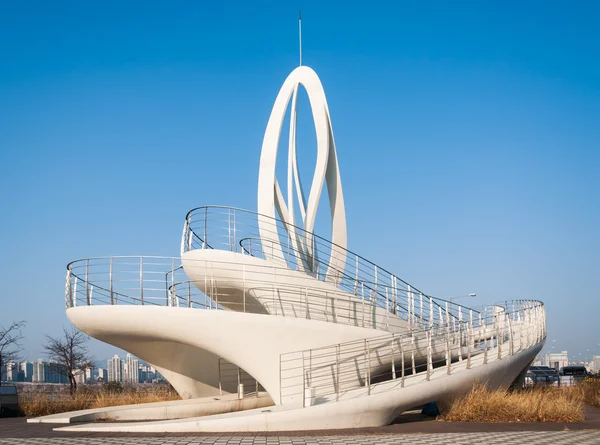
[20, 385, 180, 417]
[580, 377, 600, 408]
[439, 382, 600, 423]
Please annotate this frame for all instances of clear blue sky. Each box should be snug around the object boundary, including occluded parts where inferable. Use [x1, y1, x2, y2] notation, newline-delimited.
[1, 1, 598, 364]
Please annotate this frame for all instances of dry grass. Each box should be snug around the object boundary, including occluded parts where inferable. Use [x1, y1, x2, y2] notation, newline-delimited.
[580, 377, 600, 408]
[20, 386, 180, 417]
[441, 384, 585, 423]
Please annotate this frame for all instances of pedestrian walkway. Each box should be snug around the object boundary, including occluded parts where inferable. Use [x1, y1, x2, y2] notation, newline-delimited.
[1, 431, 600, 445]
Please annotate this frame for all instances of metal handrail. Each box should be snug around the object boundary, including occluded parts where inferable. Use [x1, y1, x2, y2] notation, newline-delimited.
[65, 256, 478, 335]
[182, 206, 480, 327]
[279, 300, 546, 407]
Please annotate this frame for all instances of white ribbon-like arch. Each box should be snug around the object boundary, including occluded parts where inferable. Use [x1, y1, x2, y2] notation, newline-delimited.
[257, 66, 347, 281]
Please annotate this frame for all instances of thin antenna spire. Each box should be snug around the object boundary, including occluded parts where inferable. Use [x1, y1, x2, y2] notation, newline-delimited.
[298, 10, 303, 66]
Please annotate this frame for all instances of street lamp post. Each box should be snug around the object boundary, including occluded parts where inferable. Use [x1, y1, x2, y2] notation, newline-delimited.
[448, 293, 477, 303]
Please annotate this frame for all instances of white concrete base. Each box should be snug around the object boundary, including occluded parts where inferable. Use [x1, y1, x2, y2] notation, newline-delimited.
[54, 342, 542, 432]
[28, 392, 272, 424]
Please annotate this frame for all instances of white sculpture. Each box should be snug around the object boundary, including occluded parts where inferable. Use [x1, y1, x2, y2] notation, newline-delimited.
[57, 63, 546, 433]
[257, 66, 347, 282]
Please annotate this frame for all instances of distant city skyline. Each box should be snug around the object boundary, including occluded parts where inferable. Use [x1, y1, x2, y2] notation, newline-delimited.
[1, 352, 164, 385]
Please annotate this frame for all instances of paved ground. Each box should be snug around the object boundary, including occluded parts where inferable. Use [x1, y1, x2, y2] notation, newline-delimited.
[1, 406, 599, 444]
[1, 431, 600, 445]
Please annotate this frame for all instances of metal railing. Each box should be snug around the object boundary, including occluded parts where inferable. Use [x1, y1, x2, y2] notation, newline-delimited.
[218, 358, 265, 398]
[181, 206, 478, 329]
[280, 300, 546, 407]
[64, 256, 212, 309]
[65, 256, 467, 335]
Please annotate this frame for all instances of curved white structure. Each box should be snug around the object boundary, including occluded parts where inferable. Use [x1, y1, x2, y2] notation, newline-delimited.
[59, 65, 546, 432]
[257, 66, 347, 278]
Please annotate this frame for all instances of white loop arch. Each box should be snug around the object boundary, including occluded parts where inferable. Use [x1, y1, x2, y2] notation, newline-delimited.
[257, 66, 347, 281]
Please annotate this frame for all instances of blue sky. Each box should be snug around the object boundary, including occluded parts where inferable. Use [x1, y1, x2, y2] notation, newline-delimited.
[0, 1, 598, 364]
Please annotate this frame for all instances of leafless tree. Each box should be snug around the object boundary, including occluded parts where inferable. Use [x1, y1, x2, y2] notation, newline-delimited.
[43, 327, 94, 395]
[0, 321, 26, 385]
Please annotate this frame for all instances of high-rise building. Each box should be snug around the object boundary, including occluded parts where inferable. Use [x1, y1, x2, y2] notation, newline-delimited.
[84, 367, 95, 383]
[542, 351, 569, 370]
[5, 362, 17, 381]
[45, 362, 69, 384]
[124, 354, 139, 384]
[97, 367, 108, 382]
[107, 354, 123, 382]
[593, 356, 600, 373]
[33, 360, 46, 383]
[20, 362, 33, 382]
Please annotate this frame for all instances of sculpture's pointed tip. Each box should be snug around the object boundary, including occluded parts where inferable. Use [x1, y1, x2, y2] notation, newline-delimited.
[298, 10, 302, 67]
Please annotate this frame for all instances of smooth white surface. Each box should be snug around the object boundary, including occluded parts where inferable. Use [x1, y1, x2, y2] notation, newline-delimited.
[257, 66, 347, 279]
[67, 305, 389, 405]
[56, 341, 543, 432]
[29, 392, 273, 424]
[62, 65, 546, 432]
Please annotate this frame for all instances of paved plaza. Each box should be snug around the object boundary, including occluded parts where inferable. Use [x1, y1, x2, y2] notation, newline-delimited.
[2, 408, 600, 444]
[1, 431, 600, 445]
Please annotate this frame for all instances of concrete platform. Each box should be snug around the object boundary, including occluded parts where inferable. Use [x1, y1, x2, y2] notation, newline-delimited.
[27, 393, 273, 424]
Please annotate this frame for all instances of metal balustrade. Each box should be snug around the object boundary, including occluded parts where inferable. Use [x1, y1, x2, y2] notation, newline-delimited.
[182, 206, 477, 329]
[65, 257, 473, 335]
[279, 300, 546, 407]
[217, 358, 265, 398]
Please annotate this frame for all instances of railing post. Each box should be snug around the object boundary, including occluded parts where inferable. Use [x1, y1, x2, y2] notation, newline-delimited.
[218, 359, 222, 395]
[497, 315, 502, 360]
[446, 332, 451, 375]
[301, 351, 306, 408]
[65, 266, 72, 308]
[483, 325, 488, 364]
[519, 309, 523, 352]
[165, 272, 169, 306]
[109, 258, 114, 305]
[361, 283, 365, 327]
[336, 344, 340, 401]
[411, 335, 416, 375]
[419, 293, 423, 328]
[237, 366, 244, 400]
[85, 259, 90, 305]
[392, 275, 397, 314]
[391, 333, 396, 380]
[139, 257, 144, 305]
[467, 322, 472, 369]
[73, 277, 78, 307]
[304, 286, 309, 319]
[233, 209, 237, 252]
[458, 306, 463, 362]
[203, 207, 208, 249]
[366, 340, 371, 395]
[228, 208, 232, 251]
[429, 297, 433, 330]
[187, 281, 191, 308]
[426, 331, 431, 381]
[407, 285, 412, 326]
[507, 312, 514, 356]
[400, 335, 405, 388]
